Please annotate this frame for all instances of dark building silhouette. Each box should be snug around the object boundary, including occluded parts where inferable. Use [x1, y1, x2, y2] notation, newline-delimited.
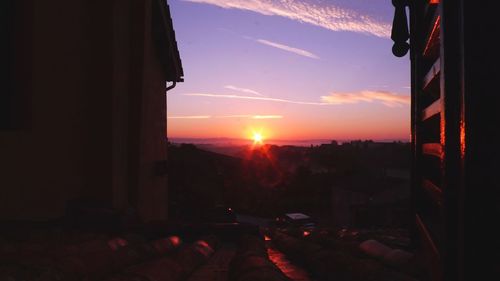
[1, 0, 183, 222]
[393, 1, 499, 280]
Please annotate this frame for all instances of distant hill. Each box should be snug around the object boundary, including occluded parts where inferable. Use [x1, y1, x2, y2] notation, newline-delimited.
[168, 143, 283, 219]
[167, 141, 411, 220]
[195, 144, 249, 158]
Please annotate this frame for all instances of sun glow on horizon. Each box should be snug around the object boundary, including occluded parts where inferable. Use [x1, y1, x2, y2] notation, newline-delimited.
[253, 132, 264, 145]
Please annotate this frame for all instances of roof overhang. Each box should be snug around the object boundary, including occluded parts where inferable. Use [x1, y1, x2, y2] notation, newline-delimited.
[152, 0, 184, 83]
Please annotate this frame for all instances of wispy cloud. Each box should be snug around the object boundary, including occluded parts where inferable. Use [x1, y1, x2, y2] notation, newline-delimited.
[167, 115, 212, 119]
[252, 115, 283, 119]
[216, 115, 283, 119]
[168, 114, 283, 119]
[321, 91, 410, 107]
[183, 0, 391, 37]
[224, 85, 264, 96]
[256, 39, 319, 59]
[183, 91, 410, 108]
[184, 93, 328, 106]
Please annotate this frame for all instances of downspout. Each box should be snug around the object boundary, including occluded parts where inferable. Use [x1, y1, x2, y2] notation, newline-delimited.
[165, 81, 176, 145]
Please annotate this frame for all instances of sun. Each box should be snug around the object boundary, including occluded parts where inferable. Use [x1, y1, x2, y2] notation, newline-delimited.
[252, 132, 264, 145]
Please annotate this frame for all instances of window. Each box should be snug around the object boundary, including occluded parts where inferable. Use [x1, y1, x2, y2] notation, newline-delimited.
[1, 0, 15, 129]
[1, 0, 32, 130]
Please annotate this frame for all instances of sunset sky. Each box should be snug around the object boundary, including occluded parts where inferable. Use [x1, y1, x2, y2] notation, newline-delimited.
[167, 0, 410, 143]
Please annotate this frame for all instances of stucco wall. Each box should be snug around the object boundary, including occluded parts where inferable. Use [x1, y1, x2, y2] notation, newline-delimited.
[0, 0, 170, 222]
[0, 0, 100, 220]
[136, 0, 169, 222]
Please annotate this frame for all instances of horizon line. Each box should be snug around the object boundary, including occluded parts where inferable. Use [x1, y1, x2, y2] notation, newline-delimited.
[167, 136, 410, 143]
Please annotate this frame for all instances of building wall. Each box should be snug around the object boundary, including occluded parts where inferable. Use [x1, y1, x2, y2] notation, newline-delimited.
[136, 0, 169, 222]
[111, 0, 133, 212]
[0, 0, 100, 220]
[0, 0, 170, 222]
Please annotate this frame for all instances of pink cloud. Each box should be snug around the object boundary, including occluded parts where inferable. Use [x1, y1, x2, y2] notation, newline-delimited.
[321, 91, 410, 107]
[184, 0, 391, 37]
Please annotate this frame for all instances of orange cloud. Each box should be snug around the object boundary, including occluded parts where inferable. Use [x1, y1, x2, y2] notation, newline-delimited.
[215, 115, 283, 119]
[184, 92, 409, 108]
[321, 91, 410, 107]
[167, 115, 212, 119]
[252, 115, 283, 119]
[184, 0, 391, 37]
[168, 114, 284, 119]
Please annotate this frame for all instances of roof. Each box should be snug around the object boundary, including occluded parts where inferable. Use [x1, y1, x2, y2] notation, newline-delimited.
[152, 0, 184, 82]
[285, 213, 310, 220]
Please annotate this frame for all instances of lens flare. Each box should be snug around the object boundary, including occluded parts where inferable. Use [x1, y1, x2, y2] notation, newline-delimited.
[253, 132, 263, 144]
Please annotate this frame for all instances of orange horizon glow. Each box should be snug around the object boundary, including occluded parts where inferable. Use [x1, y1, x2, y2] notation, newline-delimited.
[166, 107, 411, 143]
[168, 124, 410, 143]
